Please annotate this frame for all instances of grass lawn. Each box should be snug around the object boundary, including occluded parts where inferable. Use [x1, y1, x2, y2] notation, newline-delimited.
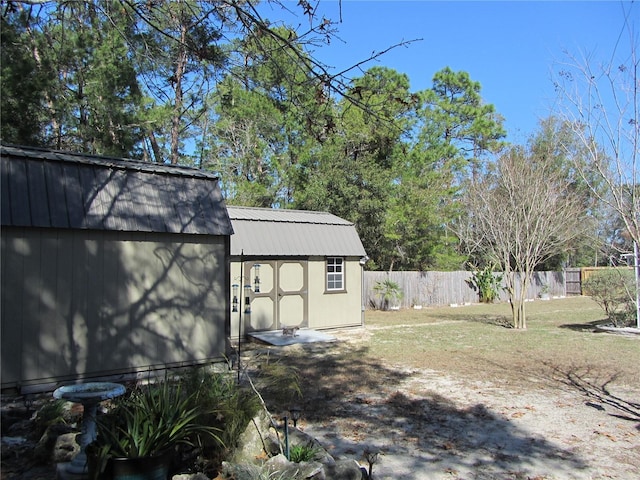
[251, 296, 639, 479]
[364, 296, 640, 391]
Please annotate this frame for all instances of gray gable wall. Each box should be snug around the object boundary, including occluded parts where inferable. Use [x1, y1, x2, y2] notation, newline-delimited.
[1, 144, 233, 236]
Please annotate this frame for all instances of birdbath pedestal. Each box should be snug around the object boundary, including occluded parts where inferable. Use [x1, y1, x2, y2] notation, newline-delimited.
[54, 382, 126, 479]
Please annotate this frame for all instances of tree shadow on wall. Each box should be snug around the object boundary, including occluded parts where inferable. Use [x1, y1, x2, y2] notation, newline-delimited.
[4, 157, 231, 389]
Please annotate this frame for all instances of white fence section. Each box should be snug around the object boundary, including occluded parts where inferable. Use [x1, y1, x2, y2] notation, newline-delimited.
[363, 271, 567, 309]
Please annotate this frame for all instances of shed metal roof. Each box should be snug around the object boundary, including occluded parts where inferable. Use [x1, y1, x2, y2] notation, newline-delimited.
[1, 144, 233, 236]
[227, 206, 366, 257]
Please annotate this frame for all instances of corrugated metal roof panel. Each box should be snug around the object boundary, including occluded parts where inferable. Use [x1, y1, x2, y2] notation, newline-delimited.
[1, 144, 233, 236]
[7, 158, 30, 227]
[80, 165, 106, 229]
[1, 144, 221, 180]
[0, 159, 12, 225]
[46, 161, 70, 228]
[26, 160, 50, 227]
[62, 162, 85, 228]
[227, 206, 352, 225]
[228, 206, 366, 257]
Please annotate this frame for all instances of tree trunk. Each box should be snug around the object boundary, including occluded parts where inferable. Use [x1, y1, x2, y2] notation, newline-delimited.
[147, 131, 163, 163]
[507, 271, 528, 329]
[170, 22, 188, 165]
[513, 297, 527, 329]
[513, 275, 529, 329]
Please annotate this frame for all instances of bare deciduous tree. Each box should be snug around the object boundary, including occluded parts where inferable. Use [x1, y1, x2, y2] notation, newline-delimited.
[552, 3, 639, 252]
[459, 146, 588, 329]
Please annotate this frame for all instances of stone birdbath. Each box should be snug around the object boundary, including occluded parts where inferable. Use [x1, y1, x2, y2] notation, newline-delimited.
[53, 382, 126, 478]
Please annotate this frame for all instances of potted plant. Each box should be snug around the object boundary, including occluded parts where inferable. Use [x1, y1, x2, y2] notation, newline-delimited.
[89, 379, 219, 480]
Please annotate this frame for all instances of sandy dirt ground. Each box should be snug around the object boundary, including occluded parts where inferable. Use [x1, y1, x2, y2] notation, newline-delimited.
[3, 325, 638, 480]
[248, 328, 640, 480]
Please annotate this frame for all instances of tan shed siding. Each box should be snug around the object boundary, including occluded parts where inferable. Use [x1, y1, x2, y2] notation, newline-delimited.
[1, 227, 227, 388]
[230, 257, 363, 334]
[1, 233, 25, 384]
[307, 257, 363, 329]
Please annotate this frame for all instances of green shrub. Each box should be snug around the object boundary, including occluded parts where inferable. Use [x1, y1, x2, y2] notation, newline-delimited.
[468, 264, 503, 303]
[583, 268, 636, 327]
[373, 279, 403, 310]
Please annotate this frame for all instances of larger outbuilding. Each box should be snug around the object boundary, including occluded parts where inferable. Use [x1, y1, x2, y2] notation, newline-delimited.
[1, 145, 233, 391]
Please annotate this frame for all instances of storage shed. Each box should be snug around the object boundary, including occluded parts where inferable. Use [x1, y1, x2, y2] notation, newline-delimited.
[1, 145, 233, 391]
[227, 206, 367, 337]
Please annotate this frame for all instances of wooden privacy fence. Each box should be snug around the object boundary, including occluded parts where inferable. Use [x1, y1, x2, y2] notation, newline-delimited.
[565, 268, 582, 295]
[363, 271, 567, 309]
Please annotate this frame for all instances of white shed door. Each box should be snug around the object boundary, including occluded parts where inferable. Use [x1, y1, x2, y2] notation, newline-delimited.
[247, 260, 307, 331]
[276, 261, 308, 329]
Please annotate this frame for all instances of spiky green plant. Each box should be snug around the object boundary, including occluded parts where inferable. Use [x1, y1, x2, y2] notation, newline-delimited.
[255, 357, 302, 407]
[288, 442, 320, 463]
[92, 379, 220, 476]
[33, 399, 66, 438]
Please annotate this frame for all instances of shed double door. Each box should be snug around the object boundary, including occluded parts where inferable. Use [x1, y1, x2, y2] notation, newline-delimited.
[246, 260, 308, 332]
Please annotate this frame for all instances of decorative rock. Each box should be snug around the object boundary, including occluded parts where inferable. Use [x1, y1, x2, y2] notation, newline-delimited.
[34, 423, 76, 463]
[1, 436, 27, 447]
[325, 459, 366, 480]
[228, 409, 281, 464]
[263, 454, 324, 479]
[220, 406, 364, 480]
[52, 432, 80, 463]
[5, 418, 32, 437]
[172, 473, 210, 480]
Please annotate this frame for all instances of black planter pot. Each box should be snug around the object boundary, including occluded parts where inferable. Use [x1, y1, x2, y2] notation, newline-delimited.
[89, 454, 169, 480]
[110, 456, 169, 480]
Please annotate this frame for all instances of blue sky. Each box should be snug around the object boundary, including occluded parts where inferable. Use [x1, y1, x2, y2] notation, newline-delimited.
[260, 1, 637, 142]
